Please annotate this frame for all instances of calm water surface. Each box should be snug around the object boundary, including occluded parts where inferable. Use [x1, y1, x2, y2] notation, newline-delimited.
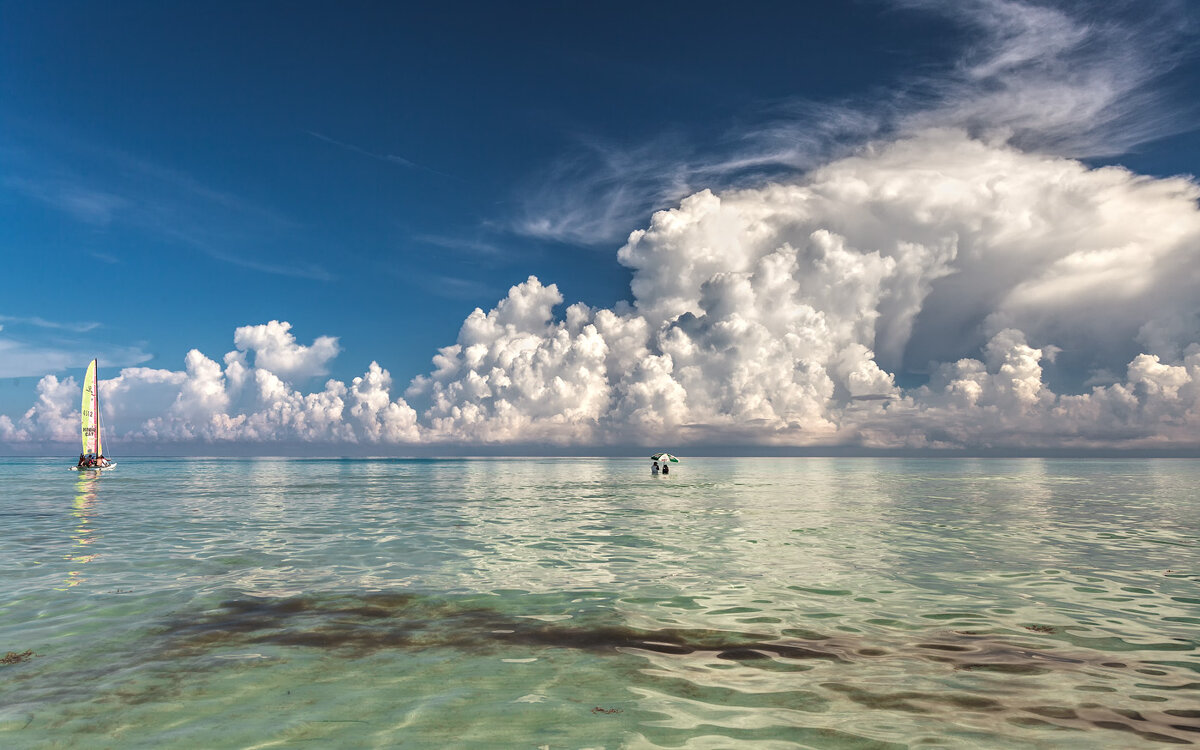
[1, 457, 1198, 748]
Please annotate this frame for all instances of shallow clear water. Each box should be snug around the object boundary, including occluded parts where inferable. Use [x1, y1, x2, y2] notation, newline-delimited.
[1, 457, 1198, 748]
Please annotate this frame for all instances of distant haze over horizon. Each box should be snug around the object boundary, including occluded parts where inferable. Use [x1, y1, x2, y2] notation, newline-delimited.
[3, 1, 1200, 456]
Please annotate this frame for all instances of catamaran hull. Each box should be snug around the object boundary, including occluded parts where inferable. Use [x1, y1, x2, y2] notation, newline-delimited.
[70, 463, 116, 471]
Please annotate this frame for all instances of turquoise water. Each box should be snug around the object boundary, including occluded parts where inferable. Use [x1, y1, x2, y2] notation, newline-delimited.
[1, 457, 1198, 748]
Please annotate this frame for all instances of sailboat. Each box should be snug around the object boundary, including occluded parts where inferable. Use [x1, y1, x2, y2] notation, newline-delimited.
[72, 359, 115, 471]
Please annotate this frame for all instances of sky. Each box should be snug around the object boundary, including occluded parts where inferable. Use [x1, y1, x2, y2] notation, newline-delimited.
[2, 0, 1199, 455]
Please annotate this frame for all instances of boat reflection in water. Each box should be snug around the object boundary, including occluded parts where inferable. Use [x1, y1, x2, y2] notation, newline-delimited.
[63, 471, 100, 588]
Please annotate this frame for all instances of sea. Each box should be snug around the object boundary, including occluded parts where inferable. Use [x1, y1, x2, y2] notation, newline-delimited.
[1, 456, 1198, 749]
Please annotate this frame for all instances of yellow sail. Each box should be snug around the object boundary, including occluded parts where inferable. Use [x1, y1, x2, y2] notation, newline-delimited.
[81, 359, 98, 455]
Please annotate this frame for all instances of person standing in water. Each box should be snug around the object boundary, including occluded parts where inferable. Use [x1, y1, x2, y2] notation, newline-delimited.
[652, 460, 660, 475]
[662, 462, 669, 475]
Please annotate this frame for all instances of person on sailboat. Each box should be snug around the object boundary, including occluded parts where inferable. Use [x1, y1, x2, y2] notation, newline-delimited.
[78, 453, 87, 468]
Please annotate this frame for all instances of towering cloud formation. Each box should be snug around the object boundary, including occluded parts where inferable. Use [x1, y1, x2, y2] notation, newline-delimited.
[5, 130, 1199, 451]
[405, 130, 1200, 449]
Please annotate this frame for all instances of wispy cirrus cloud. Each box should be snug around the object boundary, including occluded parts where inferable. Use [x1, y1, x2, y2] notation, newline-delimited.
[307, 130, 452, 179]
[0, 337, 152, 378]
[376, 259, 499, 301]
[898, 0, 1197, 156]
[0, 315, 101, 332]
[511, 131, 698, 247]
[417, 273, 498, 301]
[202, 246, 336, 282]
[307, 130, 420, 168]
[513, 0, 1198, 247]
[0, 127, 332, 282]
[0, 316, 150, 380]
[512, 104, 884, 246]
[412, 233, 504, 257]
[4, 176, 129, 225]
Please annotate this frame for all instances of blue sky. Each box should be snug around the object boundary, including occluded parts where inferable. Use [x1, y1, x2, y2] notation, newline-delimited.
[0, 2, 957, 385]
[2, 0, 1200, 453]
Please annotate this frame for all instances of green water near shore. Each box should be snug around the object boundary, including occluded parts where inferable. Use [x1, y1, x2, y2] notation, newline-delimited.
[1, 457, 1198, 748]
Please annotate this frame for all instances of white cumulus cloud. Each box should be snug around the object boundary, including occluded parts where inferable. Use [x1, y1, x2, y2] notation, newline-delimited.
[4, 128, 1200, 452]
[407, 130, 1200, 449]
[232, 320, 340, 380]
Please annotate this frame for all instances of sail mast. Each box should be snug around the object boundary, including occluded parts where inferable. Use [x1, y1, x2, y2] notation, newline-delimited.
[95, 361, 102, 456]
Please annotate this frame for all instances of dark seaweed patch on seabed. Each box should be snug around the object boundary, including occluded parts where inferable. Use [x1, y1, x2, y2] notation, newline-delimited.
[159, 593, 847, 662]
[155, 592, 1200, 743]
